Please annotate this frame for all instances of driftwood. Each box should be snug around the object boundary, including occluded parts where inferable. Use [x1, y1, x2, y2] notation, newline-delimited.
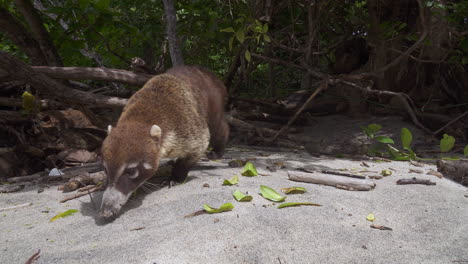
[0, 184, 24, 193]
[288, 170, 376, 191]
[301, 166, 367, 179]
[24, 250, 41, 264]
[0, 202, 32, 212]
[32, 66, 152, 86]
[436, 159, 468, 186]
[58, 171, 106, 192]
[0, 51, 128, 108]
[396, 177, 436, 185]
[6, 161, 103, 183]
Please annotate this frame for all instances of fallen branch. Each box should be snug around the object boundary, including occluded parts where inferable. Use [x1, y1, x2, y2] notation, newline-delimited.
[0, 184, 24, 193]
[288, 171, 376, 191]
[336, 79, 431, 134]
[0, 51, 128, 107]
[0, 202, 33, 212]
[396, 177, 436, 185]
[301, 166, 367, 179]
[60, 185, 103, 203]
[268, 80, 327, 142]
[58, 171, 106, 192]
[433, 110, 468, 136]
[24, 249, 40, 264]
[436, 160, 468, 186]
[6, 161, 104, 184]
[32, 66, 152, 86]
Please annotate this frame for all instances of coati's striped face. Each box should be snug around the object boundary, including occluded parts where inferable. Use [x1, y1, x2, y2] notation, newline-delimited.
[99, 124, 162, 220]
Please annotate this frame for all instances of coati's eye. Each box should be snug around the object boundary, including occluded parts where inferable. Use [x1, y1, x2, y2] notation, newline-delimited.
[125, 167, 139, 179]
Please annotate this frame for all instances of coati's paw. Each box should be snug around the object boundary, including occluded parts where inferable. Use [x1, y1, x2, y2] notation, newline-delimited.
[206, 151, 222, 160]
[161, 180, 179, 188]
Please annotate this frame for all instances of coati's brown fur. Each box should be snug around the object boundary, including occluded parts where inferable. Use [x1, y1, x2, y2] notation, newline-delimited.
[100, 65, 229, 219]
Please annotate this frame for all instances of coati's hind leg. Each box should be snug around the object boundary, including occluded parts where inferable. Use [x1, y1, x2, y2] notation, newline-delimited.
[171, 154, 202, 183]
[207, 120, 229, 160]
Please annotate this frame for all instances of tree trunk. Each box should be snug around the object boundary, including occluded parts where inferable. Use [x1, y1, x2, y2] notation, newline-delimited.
[162, 0, 184, 66]
[0, 50, 128, 107]
[0, 7, 48, 65]
[13, 0, 63, 66]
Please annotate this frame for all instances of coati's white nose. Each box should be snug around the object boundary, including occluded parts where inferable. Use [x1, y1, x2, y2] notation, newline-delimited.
[99, 187, 130, 220]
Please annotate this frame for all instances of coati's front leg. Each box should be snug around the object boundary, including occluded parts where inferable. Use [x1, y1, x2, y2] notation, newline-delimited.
[171, 154, 201, 183]
[207, 120, 229, 160]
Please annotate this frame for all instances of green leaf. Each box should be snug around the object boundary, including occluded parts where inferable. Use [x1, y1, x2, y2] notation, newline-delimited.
[464, 145, 468, 156]
[263, 34, 271, 42]
[281, 187, 307, 194]
[361, 123, 382, 138]
[228, 36, 234, 51]
[94, 0, 110, 10]
[277, 202, 321, 209]
[235, 29, 245, 43]
[220, 27, 235, 32]
[241, 161, 258, 176]
[401, 128, 413, 149]
[381, 169, 392, 176]
[440, 134, 455, 152]
[244, 49, 251, 62]
[260, 185, 286, 202]
[387, 145, 410, 161]
[233, 190, 253, 202]
[223, 175, 239, 186]
[79, 0, 90, 9]
[374, 136, 395, 144]
[50, 209, 79, 222]
[203, 203, 234, 214]
[21, 91, 35, 114]
[262, 23, 269, 33]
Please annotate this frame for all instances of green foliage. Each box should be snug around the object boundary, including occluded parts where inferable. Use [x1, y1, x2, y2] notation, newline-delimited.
[401, 128, 413, 150]
[360, 124, 382, 139]
[440, 134, 455, 153]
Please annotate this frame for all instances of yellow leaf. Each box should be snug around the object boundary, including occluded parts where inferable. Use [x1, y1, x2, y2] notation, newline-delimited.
[366, 213, 375, 222]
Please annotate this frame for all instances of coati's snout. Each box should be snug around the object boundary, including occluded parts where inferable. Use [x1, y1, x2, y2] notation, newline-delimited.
[99, 124, 161, 220]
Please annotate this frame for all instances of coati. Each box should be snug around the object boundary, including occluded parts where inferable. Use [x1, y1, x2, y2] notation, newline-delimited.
[100, 65, 229, 220]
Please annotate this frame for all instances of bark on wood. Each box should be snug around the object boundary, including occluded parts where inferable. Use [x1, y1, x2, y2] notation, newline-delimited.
[396, 177, 436, 185]
[31, 66, 152, 86]
[59, 171, 106, 192]
[0, 51, 128, 108]
[0, 110, 30, 124]
[6, 161, 103, 183]
[0, 7, 47, 65]
[436, 159, 468, 186]
[14, 0, 63, 66]
[162, 0, 184, 66]
[288, 171, 376, 191]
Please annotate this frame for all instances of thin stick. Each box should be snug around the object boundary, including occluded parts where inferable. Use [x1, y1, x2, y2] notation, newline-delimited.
[268, 80, 327, 142]
[433, 110, 468, 135]
[0, 202, 33, 212]
[60, 186, 102, 203]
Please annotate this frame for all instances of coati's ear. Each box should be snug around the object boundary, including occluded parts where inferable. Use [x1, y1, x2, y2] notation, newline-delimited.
[107, 125, 112, 135]
[150, 125, 162, 140]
